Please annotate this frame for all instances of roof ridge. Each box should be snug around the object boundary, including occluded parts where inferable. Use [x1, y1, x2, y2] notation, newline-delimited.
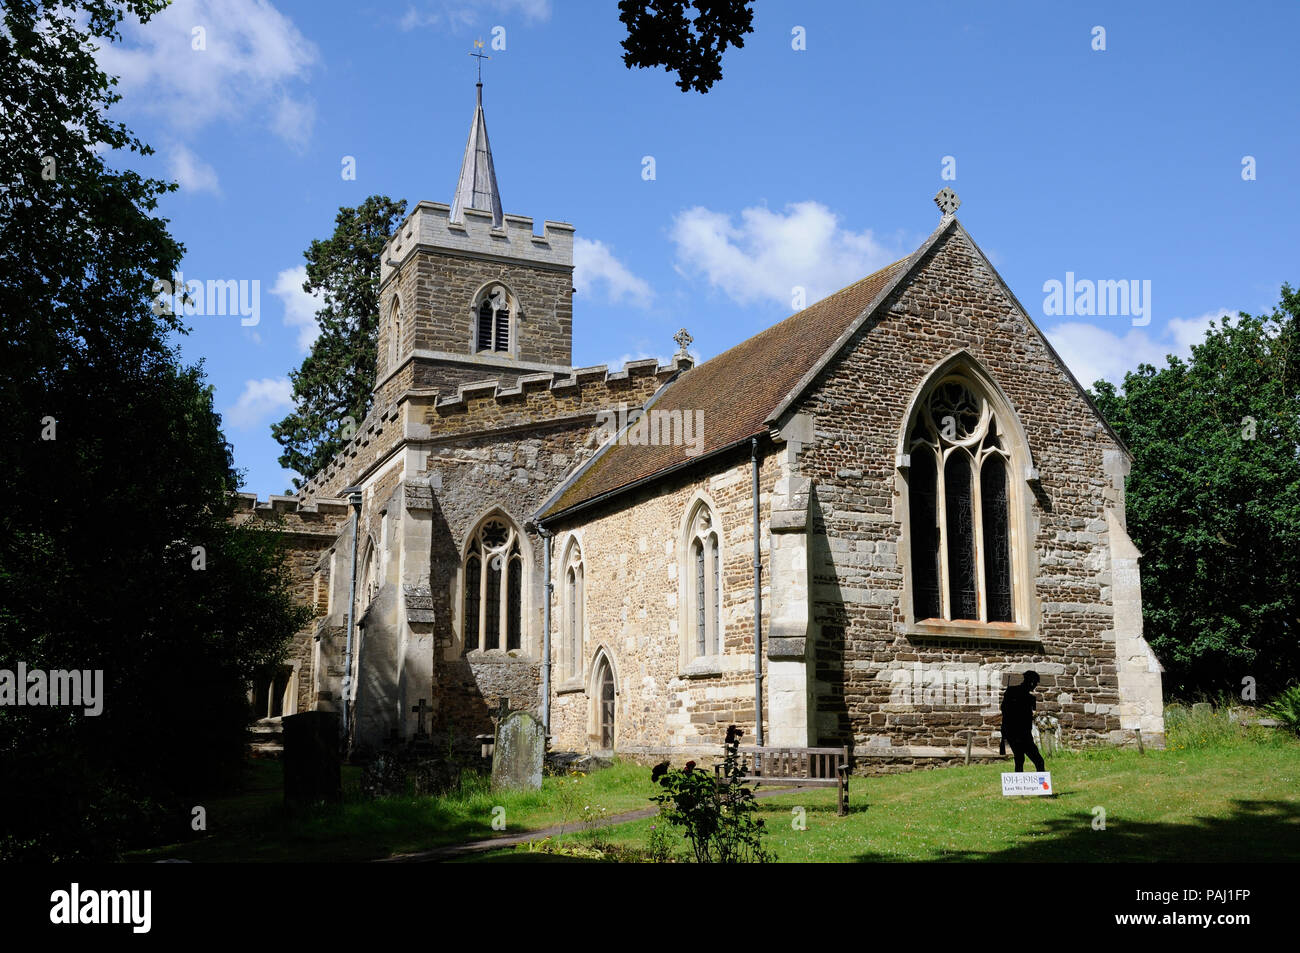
[689, 256, 911, 372]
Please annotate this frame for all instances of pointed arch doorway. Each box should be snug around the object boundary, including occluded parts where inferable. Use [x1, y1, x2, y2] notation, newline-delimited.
[593, 653, 616, 752]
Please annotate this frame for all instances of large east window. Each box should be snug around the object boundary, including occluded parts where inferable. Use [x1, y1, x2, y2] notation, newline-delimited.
[907, 376, 1015, 624]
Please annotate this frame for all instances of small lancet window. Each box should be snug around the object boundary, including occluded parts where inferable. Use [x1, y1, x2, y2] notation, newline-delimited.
[684, 502, 722, 658]
[563, 540, 585, 679]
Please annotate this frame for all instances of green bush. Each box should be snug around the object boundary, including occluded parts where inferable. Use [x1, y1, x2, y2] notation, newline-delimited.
[649, 725, 773, 863]
[1263, 684, 1300, 735]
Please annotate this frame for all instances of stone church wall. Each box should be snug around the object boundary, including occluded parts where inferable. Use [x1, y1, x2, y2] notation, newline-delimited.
[297, 360, 670, 504]
[547, 446, 781, 755]
[791, 226, 1136, 751]
[302, 360, 674, 751]
[231, 495, 351, 716]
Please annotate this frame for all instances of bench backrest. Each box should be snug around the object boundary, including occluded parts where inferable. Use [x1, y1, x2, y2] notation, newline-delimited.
[735, 746, 848, 779]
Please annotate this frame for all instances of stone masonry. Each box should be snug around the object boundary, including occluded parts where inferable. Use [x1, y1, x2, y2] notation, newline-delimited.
[248, 88, 1163, 769]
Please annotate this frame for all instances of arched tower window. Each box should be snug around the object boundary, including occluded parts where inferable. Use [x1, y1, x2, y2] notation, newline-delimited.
[562, 538, 585, 679]
[907, 375, 1016, 624]
[463, 516, 523, 652]
[683, 501, 722, 658]
[473, 283, 512, 354]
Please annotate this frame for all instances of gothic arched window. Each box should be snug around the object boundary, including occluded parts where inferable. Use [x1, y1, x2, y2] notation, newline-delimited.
[907, 376, 1015, 624]
[463, 517, 523, 652]
[683, 501, 722, 658]
[562, 539, 585, 679]
[474, 284, 512, 354]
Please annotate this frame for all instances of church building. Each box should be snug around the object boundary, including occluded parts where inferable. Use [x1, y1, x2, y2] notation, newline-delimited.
[235, 81, 1166, 766]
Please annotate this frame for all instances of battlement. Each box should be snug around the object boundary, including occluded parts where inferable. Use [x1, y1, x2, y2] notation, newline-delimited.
[231, 493, 352, 537]
[296, 355, 691, 503]
[381, 201, 574, 286]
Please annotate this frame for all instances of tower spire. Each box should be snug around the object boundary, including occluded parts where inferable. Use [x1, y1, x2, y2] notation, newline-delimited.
[450, 41, 503, 228]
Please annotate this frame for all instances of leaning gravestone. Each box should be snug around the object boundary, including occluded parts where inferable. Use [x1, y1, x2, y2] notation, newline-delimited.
[492, 710, 545, 791]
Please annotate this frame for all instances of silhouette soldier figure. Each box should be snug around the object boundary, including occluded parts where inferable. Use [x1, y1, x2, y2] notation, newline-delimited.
[1000, 670, 1046, 772]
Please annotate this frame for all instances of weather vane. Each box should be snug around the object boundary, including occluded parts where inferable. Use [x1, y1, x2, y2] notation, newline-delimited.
[469, 38, 490, 83]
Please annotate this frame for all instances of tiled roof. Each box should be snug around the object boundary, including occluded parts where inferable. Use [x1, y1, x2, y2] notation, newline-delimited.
[541, 256, 912, 519]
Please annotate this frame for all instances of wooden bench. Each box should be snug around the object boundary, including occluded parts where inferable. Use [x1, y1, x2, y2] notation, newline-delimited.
[714, 746, 851, 816]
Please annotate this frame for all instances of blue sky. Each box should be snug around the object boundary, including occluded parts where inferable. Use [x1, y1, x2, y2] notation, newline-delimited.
[95, 0, 1299, 496]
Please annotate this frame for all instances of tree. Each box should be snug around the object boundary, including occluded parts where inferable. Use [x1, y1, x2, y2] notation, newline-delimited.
[1091, 286, 1300, 700]
[618, 0, 755, 93]
[272, 195, 407, 485]
[0, 0, 309, 859]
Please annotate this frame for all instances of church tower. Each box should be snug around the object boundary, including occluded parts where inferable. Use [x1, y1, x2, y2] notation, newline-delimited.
[374, 80, 575, 403]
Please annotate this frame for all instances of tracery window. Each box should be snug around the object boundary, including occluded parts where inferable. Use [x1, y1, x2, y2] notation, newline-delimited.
[563, 539, 585, 679]
[907, 377, 1014, 623]
[684, 502, 722, 657]
[463, 517, 523, 652]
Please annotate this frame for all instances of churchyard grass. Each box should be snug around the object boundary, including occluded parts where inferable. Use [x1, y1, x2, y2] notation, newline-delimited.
[466, 709, 1300, 863]
[131, 706, 1298, 862]
[131, 760, 653, 863]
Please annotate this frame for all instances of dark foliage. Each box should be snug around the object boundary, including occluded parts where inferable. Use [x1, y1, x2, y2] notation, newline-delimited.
[618, 0, 755, 93]
[1091, 286, 1300, 700]
[271, 196, 407, 485]
[0, 0, 310, 860]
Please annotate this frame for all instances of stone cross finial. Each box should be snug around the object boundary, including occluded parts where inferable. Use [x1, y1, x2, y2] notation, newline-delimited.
[673, 328, 693, 353]
[934, 187, 961, 217]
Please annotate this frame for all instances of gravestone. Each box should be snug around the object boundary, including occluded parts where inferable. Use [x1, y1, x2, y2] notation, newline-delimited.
[491, 710, 545, 791]
[411, 698, 431, 739]
[282, 710, 341, 807]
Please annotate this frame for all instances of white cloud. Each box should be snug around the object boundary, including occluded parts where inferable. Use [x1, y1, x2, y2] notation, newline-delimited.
[166, 142, 220, 194]
[604, 350, 669, 369]
[95, 0, 318, 146]
[226, 377, 292, 429]
[574, 237, 654, 308]
[399, 0, 552, 31]
[271, 94, 315, 152]
[271, 266, 322, 352]
[1046, 310, 1231, 389]
[670, 201, 900, 308]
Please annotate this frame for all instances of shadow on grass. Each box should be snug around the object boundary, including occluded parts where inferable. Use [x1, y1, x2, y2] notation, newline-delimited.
[849, 798, 1300, 863]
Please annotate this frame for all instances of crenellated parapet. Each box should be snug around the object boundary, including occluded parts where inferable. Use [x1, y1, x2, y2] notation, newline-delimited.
[231, 493, 352, 539]
[380, 201, 573, 288]
[296, 355, 691, 503]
